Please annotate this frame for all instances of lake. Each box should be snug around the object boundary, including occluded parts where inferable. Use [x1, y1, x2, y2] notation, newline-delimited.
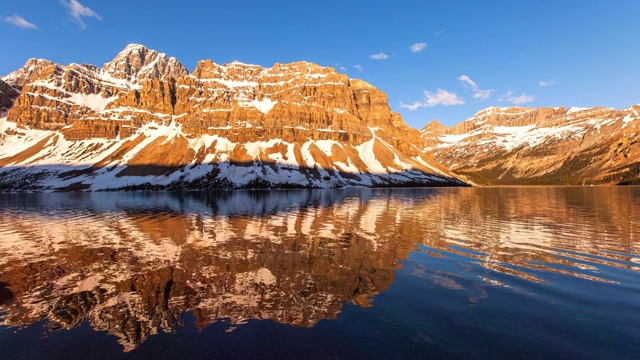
[0, 187, 638, 359]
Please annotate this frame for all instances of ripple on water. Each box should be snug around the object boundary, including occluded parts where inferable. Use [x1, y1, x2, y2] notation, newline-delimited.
[0, 187, 637, 356]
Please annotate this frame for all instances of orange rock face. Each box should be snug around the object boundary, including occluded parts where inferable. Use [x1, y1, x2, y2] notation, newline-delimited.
[2, 44, 638, 189]
[0, 44, 461, 190]
[424, 106, 640, 185]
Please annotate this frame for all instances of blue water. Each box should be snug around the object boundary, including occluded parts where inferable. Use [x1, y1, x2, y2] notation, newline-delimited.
[0, 187, 638, 359]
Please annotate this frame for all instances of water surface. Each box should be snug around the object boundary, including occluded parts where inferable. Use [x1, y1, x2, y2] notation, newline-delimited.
[0, 187, 638, 359]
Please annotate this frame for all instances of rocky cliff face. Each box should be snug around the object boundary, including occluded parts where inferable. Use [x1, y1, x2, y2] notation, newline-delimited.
[0, 80, 19, 115]
[0, 44, 460, 191]
[423, 106, 640, 185]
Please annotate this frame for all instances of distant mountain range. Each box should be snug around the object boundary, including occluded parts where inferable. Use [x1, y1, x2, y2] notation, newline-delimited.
[422, 105, 640, 185]
[0, 44, 637, 190]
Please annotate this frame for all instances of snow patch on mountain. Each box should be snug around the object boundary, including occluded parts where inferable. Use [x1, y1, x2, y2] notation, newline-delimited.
[567, 107, 588, 114]
[68, 93, 116, 112]
[249, 98, 277, 114]
[0, 119, 458, 191]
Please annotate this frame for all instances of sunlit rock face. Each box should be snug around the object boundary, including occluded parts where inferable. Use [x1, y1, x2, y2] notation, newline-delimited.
[0, 188, 637, 351]
[0, 44, 460, 190]
[423, 106, 640, 185]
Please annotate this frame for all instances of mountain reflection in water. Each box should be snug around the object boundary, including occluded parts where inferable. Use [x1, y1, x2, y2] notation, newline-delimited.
[0, 187, 638, 353]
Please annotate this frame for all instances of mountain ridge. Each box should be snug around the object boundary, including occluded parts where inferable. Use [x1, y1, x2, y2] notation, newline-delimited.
[423, 105, 640, 185]
[0, 44, 463, 191]
[1, 44, 638, 190]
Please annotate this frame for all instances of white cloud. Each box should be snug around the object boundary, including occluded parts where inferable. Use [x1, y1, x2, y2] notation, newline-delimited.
[400, 89, 465, 110]
[409, 42, 427, 53]
[424, 89, 465, 107]
[61, 0, 102, 29]
[458, 74, 494, 101]
[399, 101, 423, 111]
[435, 30, 445, 35]
[502, 91, 535, 105]
[4, 15, 37, 29]
[539, 80, 558, 87]
[354, 64, 363, 71]
[458, 75, 478, 91]
[509, 93, 535, 104]
[473, 89, 495, 100]
[334, 63, 346, 72]
[369, 52, 388, 60]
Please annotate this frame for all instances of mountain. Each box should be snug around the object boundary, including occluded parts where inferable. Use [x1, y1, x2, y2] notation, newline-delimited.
[0, 44, 462, 191]
[423, 106, 640, 185]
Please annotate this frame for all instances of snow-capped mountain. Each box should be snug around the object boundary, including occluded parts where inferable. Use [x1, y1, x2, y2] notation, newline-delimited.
[423, 106, 640, 185]
[0, 44, 461, 191]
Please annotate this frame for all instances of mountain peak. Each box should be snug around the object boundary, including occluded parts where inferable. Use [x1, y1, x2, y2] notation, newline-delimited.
[421, 119, 447, 133]
[108, 43, 155, 63]
[103, 43, 188, 82]
[1, 58, 57, 89]
[349, 79, 375, 90]
[122, 43, 148, 51]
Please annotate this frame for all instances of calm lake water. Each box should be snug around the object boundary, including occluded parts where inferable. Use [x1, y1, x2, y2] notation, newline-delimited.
[0, 187, 638, 359]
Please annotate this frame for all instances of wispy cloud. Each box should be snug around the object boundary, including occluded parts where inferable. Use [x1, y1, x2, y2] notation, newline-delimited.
[399, 101, 423, 111]
[334, 63, 346, 72]
[4, 15, 37, 29]
[369, 52, 388, 60]
[354, 64, 363, 72]
[400, 89, 465, 110]
[435, 30, 445, 35]
[424, 89, 465, 106]
[473, 89, 495, 100]
[458, 75, 478, 90]
[509, 93, 535, 105]
[409, 42, 427, 53]
[61, 0, 102, 29]
[458, 74, 494, 101]
[501, 91, 535, 105]
[538, 80, 558, 87]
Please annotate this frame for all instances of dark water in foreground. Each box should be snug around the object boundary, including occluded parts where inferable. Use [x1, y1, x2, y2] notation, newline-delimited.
[0, 187, 638, 359]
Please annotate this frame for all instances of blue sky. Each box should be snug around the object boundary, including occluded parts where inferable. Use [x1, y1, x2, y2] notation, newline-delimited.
[1, 0, 639, 128]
